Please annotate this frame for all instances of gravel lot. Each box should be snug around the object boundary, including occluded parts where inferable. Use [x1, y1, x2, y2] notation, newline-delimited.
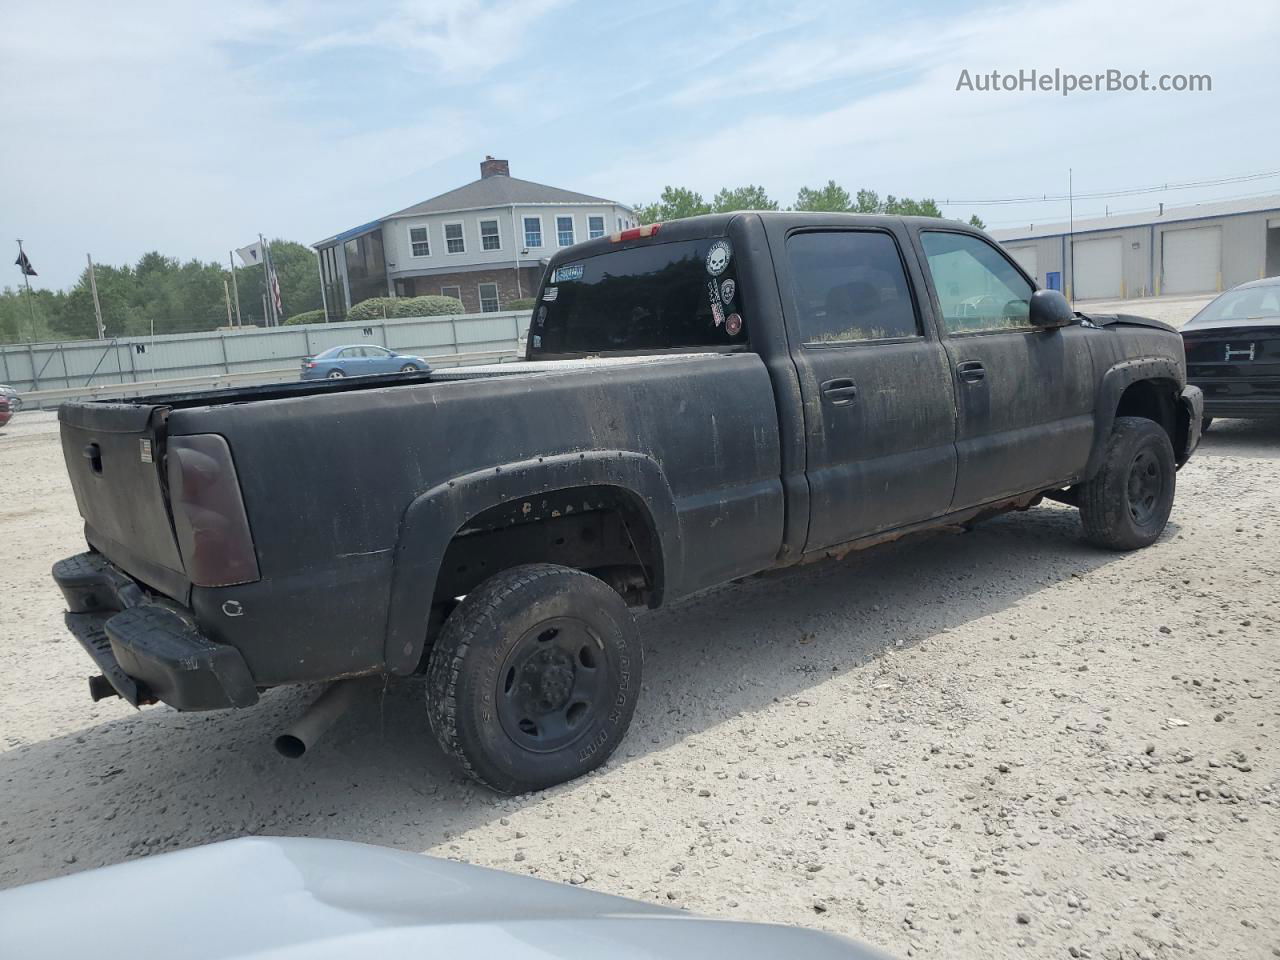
[2, 399, 1278, 959]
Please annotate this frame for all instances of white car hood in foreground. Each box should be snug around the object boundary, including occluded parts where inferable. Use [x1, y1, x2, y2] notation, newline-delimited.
[0, 837, 889, 960]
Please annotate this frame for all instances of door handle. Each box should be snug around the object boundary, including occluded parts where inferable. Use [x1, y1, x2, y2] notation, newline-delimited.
[956, 361, 986, 383]
[820, 378, 858, 405]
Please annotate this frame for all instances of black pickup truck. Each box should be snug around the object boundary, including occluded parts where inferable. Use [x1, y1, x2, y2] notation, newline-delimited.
[53, 213, 1203, 793]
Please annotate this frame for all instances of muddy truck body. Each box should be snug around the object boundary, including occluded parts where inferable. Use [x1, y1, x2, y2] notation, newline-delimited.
[53, 213, 1202, 792]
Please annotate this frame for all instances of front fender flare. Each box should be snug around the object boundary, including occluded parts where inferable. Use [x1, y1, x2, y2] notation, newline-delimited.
[1083, 357, 1184, 481]
[382, 451, 680, 675]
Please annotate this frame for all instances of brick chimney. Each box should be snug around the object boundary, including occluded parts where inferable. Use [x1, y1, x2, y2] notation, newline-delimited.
[480, 156, 510, 179]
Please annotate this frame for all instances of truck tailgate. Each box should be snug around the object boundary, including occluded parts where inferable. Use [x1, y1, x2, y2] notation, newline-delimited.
[59, 401, 188, 600]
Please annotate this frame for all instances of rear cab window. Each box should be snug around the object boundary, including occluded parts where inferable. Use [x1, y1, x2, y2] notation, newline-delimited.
[528, 236, 748, 359]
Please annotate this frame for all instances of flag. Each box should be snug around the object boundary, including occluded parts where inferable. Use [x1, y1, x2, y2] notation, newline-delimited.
[236, 242, 264, 267]
[14, 250, 37, 276]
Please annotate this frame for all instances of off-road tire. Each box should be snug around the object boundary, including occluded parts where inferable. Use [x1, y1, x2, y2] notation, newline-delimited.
[1079, 416, 1176, 551]
[426, 563, 642, 794]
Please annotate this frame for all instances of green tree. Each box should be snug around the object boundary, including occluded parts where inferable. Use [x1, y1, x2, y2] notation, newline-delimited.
[968, 213, 986, 229]
[634, 186, 712, 223]
[794, 180, 853, 212]
[711, 184, 777, 212]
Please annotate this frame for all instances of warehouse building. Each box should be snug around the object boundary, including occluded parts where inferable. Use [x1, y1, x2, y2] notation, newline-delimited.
[990, 195, 1280, 301]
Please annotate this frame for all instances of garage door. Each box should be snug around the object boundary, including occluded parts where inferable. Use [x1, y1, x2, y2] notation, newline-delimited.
[1006, 245, 1038, 283]
[1072, 237, 1123, 300]
[1162, 226, 1221, 295]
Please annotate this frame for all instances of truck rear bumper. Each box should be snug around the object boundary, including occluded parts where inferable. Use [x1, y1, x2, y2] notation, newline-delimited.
[53, 552, 259, 711]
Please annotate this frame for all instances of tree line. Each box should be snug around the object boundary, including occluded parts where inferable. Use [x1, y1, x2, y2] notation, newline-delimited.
[1, 240, 322, 345]
[634, 182, 985, 227]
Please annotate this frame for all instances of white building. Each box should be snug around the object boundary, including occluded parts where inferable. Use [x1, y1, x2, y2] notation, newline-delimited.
[313, 157, 634, 317]
[990, 195, 1280, 301]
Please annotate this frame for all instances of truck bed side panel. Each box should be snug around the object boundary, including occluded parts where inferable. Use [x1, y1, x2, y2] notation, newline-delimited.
[165, 353, 784, 683]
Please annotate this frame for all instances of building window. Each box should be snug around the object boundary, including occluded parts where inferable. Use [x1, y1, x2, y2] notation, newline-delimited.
[617, 216, 623, 231]
[409, 226, 429, 257]
[440, 285, 462, 305]
[557, 215, 575, 247]
[588, 215, 605, 240]
[523, 216, 543, 248]
[478, 282, 500, 313]
[480, 219, 501, 251]
[444, 222, 465, 254]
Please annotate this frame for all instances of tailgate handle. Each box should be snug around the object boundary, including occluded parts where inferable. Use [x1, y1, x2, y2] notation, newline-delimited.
[82, 443, 103, 474]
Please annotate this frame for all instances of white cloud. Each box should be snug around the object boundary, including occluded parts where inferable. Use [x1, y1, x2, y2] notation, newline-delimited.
[585, 0, 1280, 222]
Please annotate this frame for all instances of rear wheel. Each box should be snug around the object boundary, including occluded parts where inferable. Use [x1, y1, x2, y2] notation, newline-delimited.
[426, 563, 641, 793]
[1201, 416, 1213, 434]
[1078, 416, 1176, 551]
[327, 369, 345, 379]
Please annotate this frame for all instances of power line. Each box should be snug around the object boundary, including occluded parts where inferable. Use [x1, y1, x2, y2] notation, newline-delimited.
[942, 168, 1280, 206]
[980, 185, 1280, 228]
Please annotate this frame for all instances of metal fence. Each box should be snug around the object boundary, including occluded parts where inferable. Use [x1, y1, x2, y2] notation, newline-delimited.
[0, 311, 532, 404]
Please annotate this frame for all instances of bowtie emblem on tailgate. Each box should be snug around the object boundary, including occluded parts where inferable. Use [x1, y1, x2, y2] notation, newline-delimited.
[1224, 343, 1255, 361]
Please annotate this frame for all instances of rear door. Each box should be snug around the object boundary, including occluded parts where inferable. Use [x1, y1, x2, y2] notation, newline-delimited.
[915, 228, 1096, 509]
[776, 225, 958, 551]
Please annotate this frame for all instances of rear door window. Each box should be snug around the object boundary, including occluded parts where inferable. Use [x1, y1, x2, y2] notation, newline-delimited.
[786, 230, 921, 343]
[529, 237, 747, 357]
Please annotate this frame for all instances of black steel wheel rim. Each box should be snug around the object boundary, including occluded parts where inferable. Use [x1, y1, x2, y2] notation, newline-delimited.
[496, 617, 609, 753]
[1127, 448, 1163, 525]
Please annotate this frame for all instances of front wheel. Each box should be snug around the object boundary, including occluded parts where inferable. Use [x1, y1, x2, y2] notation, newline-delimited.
[1078, 416, 1176, 551]
[400, 363, 419, 373]
[426, 564, 642, 793]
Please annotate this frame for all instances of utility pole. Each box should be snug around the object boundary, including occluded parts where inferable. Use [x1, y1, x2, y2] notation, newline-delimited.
[1067, 168, 1075, 306]
[87, 254, 105, 339]
[228, 251, 242, 326]
[223, 278, 234, 327]
[16, 239, 38, 342]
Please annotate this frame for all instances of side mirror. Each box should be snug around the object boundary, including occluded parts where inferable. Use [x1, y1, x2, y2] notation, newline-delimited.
[1029, 289, 1075, 329]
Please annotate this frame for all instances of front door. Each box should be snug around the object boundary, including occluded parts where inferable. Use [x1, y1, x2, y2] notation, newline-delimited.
[779, 226, 959, 552]
[915, 229, 1097, 509]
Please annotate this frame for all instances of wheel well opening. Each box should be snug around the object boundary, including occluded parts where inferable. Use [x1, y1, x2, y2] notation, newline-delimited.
[434, 485, 662, 611]
[1115, 378, 1178, 444]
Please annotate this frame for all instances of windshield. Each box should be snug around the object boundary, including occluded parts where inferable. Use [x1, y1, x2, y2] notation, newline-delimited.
[528, 237, 748, 358]
[1190, 284, 1280, 324]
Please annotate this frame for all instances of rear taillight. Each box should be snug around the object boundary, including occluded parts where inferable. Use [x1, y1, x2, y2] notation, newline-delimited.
[610, 223, 660, 243]
[166, 434, 260, 587]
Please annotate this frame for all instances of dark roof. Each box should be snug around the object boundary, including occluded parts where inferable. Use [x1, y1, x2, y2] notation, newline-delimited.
[383, 174, 616, 219]
[312, 219, 383, 249]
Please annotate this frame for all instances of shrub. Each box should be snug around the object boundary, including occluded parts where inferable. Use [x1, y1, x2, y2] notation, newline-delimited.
[507, 297, 535, 310]
[345, 295, 464, 322]
[284, 309, 326, 326]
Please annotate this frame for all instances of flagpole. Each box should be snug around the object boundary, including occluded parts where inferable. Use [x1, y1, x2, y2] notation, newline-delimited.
[259, 234, 272, 326]
[228, 251, 242, 327]
[87, 254, 105, 339]
[16, 239, 38, 342]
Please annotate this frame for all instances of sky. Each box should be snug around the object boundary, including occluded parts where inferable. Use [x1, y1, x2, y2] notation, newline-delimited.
[3, 0, 1279, 291]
